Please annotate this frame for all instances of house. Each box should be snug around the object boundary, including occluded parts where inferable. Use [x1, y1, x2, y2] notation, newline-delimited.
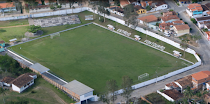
[0, 41, 5, 52]
[0, 2, 16, 12]
[140, 1, 153, 8]
[138, 15, 158, 25]
[161, 15, 180, 23]
[174, 76, 192, 93]
[134, 5, 146, 14]
[204, 93, 210, 104]
[197, 21, 210, 28]
[29, 63, 50, 74]
[165, 82, 179, 90]
[157, 89, 183, 102]
[120, 0, 130, 8]
[173, 24, 190, 37]
[178, 0, 191, 6]
[159, 22, 173, 31]
[152, 1, 168, 11]
[206, 81, 210, 90]
[186, 3, 203, 18]
[1, 77, 15, 87]
[12, 73, 37, 93]
[205, 31, 210, 41]
[204, 24, 210, 31]
[163, 11, 176, 17]
[140, 2, 147, 8]
[108, 6, 124, 16]
[44, 0, 56, 5]
[191, 71, 210, 89]
[172, 20, 184, 25]
[195, 16, 210, 23]
[62, 80, 94, 103]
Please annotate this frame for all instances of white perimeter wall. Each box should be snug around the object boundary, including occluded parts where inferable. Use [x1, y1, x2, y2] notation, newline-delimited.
[4, 7, 201, 99]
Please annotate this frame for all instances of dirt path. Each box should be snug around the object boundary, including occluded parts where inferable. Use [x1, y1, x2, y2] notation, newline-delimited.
[0, 25, 29, 28]
[46, 88, 68, 104]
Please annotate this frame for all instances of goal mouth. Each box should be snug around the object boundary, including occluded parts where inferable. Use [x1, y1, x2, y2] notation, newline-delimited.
[138, 73, 149, 80]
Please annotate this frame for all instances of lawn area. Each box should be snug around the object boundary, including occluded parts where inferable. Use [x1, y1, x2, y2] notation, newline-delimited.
[145, 93, 173, 104]
[11, 24, 191, 94]
[1, 77, 75, 104]
[0, 26, 27, 42]
[0, 19, 29, 27]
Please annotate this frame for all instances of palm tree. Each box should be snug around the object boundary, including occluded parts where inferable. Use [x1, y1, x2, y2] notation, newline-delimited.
[0, 88, 6, 104]
[184, 86, 193, 103]
[180, 39, 188, 58]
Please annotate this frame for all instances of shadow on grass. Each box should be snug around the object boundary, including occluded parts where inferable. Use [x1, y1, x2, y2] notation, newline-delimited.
[0, 29, 6, 33]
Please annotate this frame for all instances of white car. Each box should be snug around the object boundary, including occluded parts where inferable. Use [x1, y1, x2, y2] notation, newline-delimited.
[164, 33, 170, 37]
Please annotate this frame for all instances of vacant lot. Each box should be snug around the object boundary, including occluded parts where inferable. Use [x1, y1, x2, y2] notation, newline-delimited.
[11, 24, 190, 93]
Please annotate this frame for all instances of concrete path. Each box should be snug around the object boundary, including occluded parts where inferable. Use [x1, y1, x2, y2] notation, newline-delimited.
[28, 18, 34, 25]
[0, 25, 29, 28]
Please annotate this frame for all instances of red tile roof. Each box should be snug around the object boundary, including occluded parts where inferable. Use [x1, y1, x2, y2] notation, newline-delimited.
[165, 82, 179, 88]
[141, 2, 146, 7]
[188, 3, 203, 12]
[161, 15, 179, 22]
[205, 31, 210, 37]
[138, 15, 158, 23]
[173, 20, 184, 24]
[191, 71, 210, 81]
[163, 89, 183, 100]
[0, 2, 15, 8]
[1, 77, 15, 84]
[120, 0, 130, 7]
[12, 73, 35, 88]
[174, 24, 190, 31]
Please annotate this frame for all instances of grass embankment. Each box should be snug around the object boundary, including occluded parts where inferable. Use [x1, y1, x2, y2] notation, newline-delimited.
[1, 77, 75, 104]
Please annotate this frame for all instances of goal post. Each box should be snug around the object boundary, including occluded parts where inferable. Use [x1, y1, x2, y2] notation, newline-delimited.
[138, 73, 149, 80]
[50, 32, 60, 39]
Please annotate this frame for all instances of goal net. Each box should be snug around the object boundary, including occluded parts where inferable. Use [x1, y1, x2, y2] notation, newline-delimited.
[138, 73, 149, 80]
[50, 32, 60, 39]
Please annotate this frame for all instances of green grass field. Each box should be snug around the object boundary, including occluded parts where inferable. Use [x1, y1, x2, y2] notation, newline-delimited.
[11, 24, 191, 93]
[0, 26, 27, 42]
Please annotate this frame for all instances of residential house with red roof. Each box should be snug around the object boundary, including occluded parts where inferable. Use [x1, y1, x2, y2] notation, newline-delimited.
[0, 2, 16, 12]
[152, 1, 168, 11]
[191, 71, 210, 89]
[120, 0, 130, 8]
[205, 31, 210, 41]
[138, 15, 160, 30]
[161, 15, 180, 23]
[12, 73, 37, 93]
[173, 24, 190, 37]
[186, 3, 203, 18]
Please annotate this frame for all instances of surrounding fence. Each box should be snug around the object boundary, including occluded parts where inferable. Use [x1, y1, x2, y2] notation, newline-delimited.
[3, 7, 202, 98]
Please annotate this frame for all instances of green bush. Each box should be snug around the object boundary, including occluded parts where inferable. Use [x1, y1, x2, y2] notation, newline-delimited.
[27, 25, 42, 33]
[185, 22, 188, 24]
[191, 18, 197, 24]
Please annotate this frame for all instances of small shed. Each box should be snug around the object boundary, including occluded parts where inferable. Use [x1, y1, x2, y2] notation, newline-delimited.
[173, 50, 182, 58]
[9, 38, 17, 45]
[0, 40, 5, 52]
[107, 24, 115, 30]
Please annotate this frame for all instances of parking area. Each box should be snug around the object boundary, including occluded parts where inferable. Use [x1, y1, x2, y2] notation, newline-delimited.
[33, 15, 81, 27]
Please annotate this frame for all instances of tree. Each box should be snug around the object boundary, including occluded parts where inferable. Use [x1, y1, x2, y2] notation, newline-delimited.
[180, 40, 188, 58]
[184, 86, 193, 103]
[114, 0, 120, 6]
[99, 92, 110, 104]
[67, 0, 75, 9]
[98, 0, 110, 22]
[107, 79, 118, 103]
[57, 5, 62, 9]
[91, 2, 97, 19]
[50, 5, 56, 10]
[0, 88, 6, 104]
[146, 6, 151, 11]
[191, 18, 197, 24]
[121, 76, 133, 104]
[123, 4, 135, 25]
[27, 25, 42, 33]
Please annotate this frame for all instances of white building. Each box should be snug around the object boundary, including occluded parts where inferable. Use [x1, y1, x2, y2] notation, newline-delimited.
[62, 80, 97, 104]
[152, 2, 168, 11]
[12, 73, 37, 93]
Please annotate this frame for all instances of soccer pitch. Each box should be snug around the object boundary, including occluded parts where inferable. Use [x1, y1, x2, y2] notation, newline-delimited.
[11, 24, 191, 93]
